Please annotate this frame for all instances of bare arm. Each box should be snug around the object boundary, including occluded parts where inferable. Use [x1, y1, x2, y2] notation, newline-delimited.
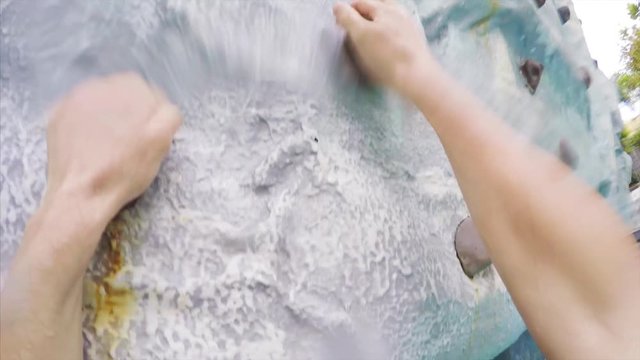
[334, 1, 640, 359]
[0, 74, 181, 360]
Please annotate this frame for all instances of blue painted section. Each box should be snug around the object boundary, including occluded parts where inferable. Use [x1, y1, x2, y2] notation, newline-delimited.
[495, 331, 545, 360]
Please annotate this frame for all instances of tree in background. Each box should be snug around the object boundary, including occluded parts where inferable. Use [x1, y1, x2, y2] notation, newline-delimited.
[617, 2, 640, 102]
[618, 3, 640, 188]
[623, 125, 640, 187]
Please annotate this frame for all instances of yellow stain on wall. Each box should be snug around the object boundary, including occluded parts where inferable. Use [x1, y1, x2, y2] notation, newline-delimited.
[471, 0, 501, 31]
[84, 217, 136, 357]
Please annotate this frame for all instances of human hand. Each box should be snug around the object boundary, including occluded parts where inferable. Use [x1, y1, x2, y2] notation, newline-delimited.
[0, 74, 181, 360]
[333, 0, 441, 100]
[46, 73, 182, 223]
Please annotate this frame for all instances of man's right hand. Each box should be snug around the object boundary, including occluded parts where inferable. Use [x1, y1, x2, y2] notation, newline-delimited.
[333, 0, 441, 101]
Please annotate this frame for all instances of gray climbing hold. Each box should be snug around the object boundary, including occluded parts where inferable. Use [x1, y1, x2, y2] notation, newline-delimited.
[558, 6, 571, 24]
[454, 217, 492, 278]
[598, 180, 612, 197]
[611, 111, 623, 128]
[558, 139, 578, 169]
[520, 60, 544, 94]
[534, 0, 546, 8]
[579, 67, 591, 89]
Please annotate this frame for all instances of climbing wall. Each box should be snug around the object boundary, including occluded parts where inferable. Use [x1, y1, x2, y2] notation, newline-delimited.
[420, 0, 635, 221]
[0, 0, 634, 359]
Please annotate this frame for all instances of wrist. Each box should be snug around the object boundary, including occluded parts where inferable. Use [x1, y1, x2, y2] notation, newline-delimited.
[16, 184, 114, 283]
[398, 54, 451, 108]
[1, 182, 113, 334]
[42, 182, 117, 232]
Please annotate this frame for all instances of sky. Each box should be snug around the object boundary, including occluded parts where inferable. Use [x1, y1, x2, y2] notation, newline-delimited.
[572, 0, 638, 121]
[573, 0, 632, 78]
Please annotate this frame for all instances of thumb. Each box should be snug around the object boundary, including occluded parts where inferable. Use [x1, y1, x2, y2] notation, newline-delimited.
[333, 2, 364, 33]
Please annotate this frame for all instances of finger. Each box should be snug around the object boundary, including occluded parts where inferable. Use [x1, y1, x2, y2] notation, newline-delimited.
[151, 86, 169, 105]
[108, 72, 148, 92]
[333, 2, 365, 33]
[352, 0, 381, 20]
[147, 103, 183, 150]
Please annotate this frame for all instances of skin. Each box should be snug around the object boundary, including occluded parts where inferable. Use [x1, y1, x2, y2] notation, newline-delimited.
[0, 1, 638, 359]
[0, 73, 182, 360]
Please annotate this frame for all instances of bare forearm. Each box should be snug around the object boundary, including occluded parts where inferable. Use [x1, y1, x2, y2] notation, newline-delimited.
[0, 189, 112, 360]
[0, 74, 179, 360]
[331, 0, 639, 356]
[408, 64, 640, 358]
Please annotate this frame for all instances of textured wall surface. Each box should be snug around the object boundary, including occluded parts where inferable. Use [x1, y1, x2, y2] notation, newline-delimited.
[0, 0, 635, 359]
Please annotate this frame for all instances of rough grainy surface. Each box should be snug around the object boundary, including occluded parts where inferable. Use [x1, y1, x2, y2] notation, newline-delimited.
[0, 0, 634, 359]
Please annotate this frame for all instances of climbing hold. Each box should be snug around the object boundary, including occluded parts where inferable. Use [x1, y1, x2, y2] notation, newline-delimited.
[454, 217, 492, 278]
[533, 0, 546, 8]
[579, 67, 591, 89]
[611, 111, 623, 128]
[558, 6, 571, 24]
[558, 139, 578, 169]
[598, 180, 612, 197]
[520, 59, 544, 94]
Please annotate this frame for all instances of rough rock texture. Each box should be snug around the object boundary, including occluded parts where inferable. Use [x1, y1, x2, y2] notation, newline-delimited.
[0, 0, 635, 359]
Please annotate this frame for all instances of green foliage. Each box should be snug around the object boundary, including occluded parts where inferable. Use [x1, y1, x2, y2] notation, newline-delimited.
[617, 73, 640, 102]
[630, 164, 640, 187]
[621, 126, 631, 139]
[621, 124, 640, 187]
[621, 127, 640, 154]
[617, 2, 640, 102]
[629, 2, 640, 19]
[630, 130, 640, 149]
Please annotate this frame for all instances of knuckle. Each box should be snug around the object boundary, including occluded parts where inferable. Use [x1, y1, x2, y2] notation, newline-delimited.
[152, 87, 169, 102]
[174, 113, 184, 128]
[47, 103, 67, 129]
[145, 105, 181, 142]
[370, 24, 384, 37]
[46, 117, 58, 132]
[351, 25, 367, 42]
[164, 104, 184, 131]
[119, 71, 144, 82]
[110, 71, 150, 91]
[143, 128, 170, 153]
[147, 123, 170, 140]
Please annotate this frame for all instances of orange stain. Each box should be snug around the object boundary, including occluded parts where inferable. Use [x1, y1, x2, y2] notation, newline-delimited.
[84, 217, 136, 355]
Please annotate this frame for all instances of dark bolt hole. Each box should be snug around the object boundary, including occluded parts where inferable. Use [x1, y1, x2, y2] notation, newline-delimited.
[520, 59, 544, 95]
[534, 0, 546, 8]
